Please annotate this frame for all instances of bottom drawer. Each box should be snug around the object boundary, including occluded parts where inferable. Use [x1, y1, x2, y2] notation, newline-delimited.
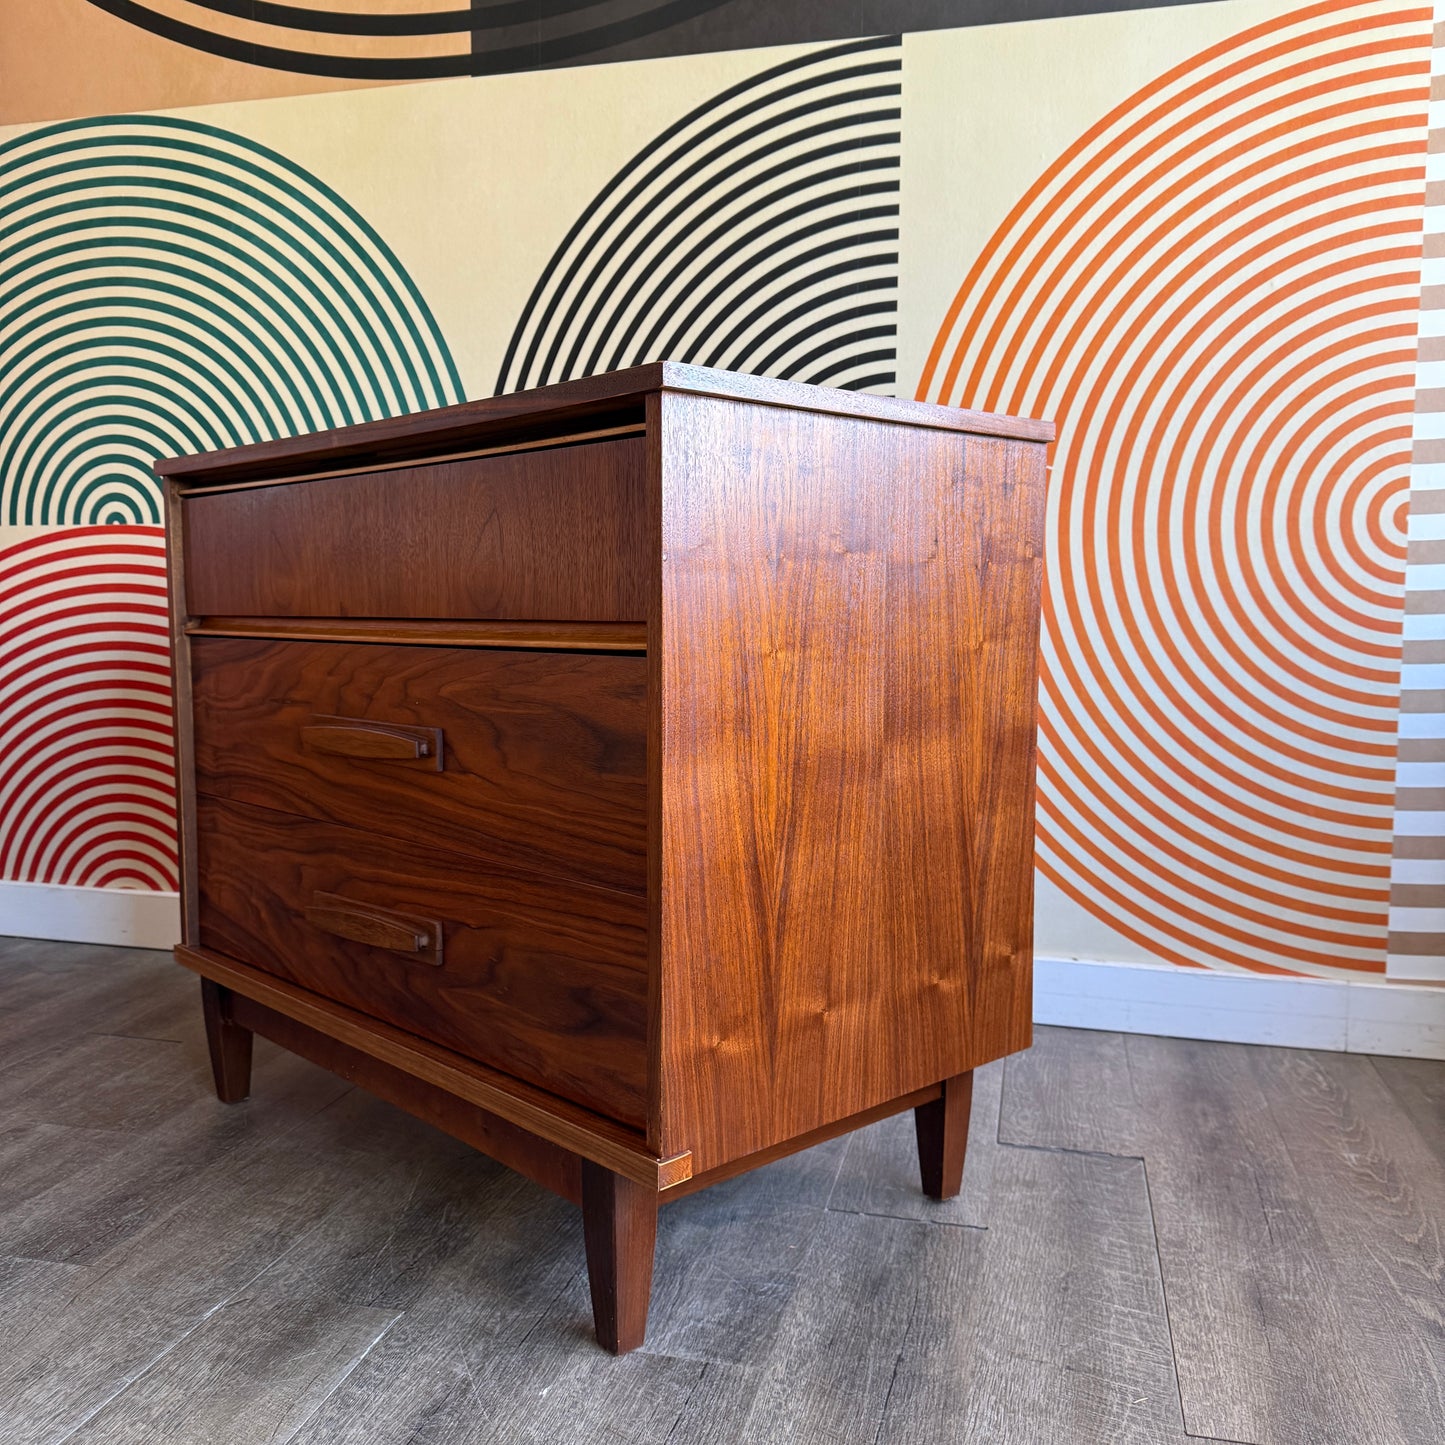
[194, 796, 649, 1127]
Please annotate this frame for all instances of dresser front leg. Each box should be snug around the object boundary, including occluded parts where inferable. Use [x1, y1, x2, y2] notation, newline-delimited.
[581, 1160, 658, 1354]
[200, 978, 253, 1104]
[914, 1070, 974, 1200]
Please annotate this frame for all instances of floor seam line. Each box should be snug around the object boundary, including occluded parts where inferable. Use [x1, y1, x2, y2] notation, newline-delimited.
[1142, 1154, 1203, 1443]
[994, 1138, 1145, 1163]
[823, 1205, 986, 1231]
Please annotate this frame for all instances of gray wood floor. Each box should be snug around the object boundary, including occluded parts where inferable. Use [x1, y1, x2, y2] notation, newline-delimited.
[0, 938, 1440, 1445]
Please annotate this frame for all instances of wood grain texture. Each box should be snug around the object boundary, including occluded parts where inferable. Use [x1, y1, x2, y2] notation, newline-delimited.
[5, 945, 1441, 1444]
[646, 1137, 849, 1369]
[299, 717, 442, 767]
[0, 940, 196, 1051]
[155, 361, 1052, 489]
[164, 476, 201, 946]
[63, 1287, 398, 1445]
[997, 1024, 1144, 1154]
[182, 438, 648, 621]
[0, 1053, 350, 1271]
[245, 1086, 537, 1315]
[1001, 1027, 1445, 1445]
[0, 1032, 197, 1134]
[282, 1176, 626, 1445]
[655, 391, 1047, 1171]
[190, 637, 647, 893]
[873, 1145, 1187, 1445]
[659, 1084, 940, 1203]
[0, 1122, 131, 1220]
[195, 795, 649, 1127]
[303, 894, 443, 965]
[1371, 1053, 1445, 1167]
[176, 423, 646, 495]
[1251, 1046, 1445, 1440]
[672, 1141, 1183, 1444]
[163, 365, 1052, 1355]
[0, 1068, 380, 1441]
[695, 1210, 966, 1442]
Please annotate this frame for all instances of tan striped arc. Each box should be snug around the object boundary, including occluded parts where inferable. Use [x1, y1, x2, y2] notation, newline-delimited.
[1388, 9, 1445, 980]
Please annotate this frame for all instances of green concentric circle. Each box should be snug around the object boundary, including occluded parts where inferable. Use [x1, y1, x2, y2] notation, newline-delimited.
[0, 115, 463, 525]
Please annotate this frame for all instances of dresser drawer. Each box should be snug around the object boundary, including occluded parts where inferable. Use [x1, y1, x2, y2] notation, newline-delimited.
[182, 437, 647, 620]
[195, 796, 648, 1126]
[190, 637, 647, 893]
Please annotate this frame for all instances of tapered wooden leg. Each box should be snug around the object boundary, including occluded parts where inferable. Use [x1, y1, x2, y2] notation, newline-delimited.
[200, 978, 253, 1104]
[914, 1070, 974, 1200]
[581, 1159, 658, 1354]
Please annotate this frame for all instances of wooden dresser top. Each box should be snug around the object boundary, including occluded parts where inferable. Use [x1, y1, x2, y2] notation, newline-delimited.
[155, 362, 1054, 490]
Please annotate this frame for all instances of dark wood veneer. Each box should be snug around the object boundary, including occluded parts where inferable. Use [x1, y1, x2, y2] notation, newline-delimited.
[195, 794, 649, 1126]
[183, 438, 648, 620]
[163, 364, 1051, 1355]
[191, 637, 647, 893]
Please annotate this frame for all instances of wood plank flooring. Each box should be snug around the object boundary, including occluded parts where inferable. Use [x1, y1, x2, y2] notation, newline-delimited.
[0, 938, 1439, 1444]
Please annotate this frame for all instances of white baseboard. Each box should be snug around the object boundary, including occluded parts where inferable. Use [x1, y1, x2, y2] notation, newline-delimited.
[1035, 955, 1445, 1060]
[0, 880, 180, 951]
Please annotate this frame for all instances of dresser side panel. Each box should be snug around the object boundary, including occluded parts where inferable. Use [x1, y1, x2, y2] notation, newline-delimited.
[656, 392, 1046, 1173]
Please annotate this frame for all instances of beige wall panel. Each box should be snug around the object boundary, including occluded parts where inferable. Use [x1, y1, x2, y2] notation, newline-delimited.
[0, 0, 398, 126]
[898, 0, 1308, 395]
[153, 45, 800, 398]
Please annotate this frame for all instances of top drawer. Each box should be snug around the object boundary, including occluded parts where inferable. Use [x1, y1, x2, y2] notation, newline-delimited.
[181, 438, 648, 621]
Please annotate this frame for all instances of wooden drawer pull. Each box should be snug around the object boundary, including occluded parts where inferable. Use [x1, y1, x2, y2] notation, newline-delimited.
[304, 892, 443, 966]
[301, 715, 443, 771]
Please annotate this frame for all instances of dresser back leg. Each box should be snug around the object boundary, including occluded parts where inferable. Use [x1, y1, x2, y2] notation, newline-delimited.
[200, 978, 254, 1103]
[914, 1070, 974, 1200]
[581, 1160, 658, 1354]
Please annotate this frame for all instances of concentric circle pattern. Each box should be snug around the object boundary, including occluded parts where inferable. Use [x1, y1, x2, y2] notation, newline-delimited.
[0, 115, 463, 525]
[498, 37, 901, 395]
[0, 528, 175, 891]
[918, 0, 1431, 976]
[84, 0, 734, 81]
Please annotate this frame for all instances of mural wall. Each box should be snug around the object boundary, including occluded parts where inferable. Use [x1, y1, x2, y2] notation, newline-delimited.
[0, 0, 1434, 982]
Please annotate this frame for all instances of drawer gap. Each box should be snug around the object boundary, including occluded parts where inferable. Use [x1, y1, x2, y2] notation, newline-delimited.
[186, 618, 647, 651]
[172, 417, 646, 493]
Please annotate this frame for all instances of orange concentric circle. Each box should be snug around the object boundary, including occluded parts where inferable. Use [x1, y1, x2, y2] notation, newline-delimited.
[919, 0, 1431, 975]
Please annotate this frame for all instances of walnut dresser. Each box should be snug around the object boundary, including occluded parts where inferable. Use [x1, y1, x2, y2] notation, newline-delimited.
[159, 363, 1053, 1354]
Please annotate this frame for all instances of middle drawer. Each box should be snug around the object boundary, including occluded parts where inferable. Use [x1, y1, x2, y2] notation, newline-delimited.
[189, 636, 647, 893]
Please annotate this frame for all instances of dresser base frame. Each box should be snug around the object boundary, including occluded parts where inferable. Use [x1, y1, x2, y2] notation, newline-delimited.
[186, 957, 974, 1354]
